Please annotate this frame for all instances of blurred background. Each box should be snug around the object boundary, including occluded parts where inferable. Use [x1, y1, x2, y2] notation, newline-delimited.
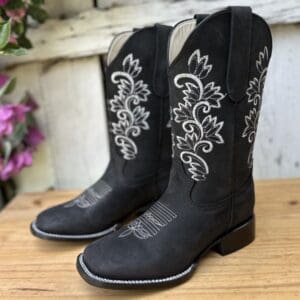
[0, 0, 299, 205]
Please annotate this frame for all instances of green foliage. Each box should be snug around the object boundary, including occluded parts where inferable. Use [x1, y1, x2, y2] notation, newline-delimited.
[5, 0, 24, 10]
[1, 139, 12, 163]
[9, 122, 28, 148]
[0, 21, 10, 50]
[27, 5, 48, 23]
[1, 43, 27, 55]
[0, 1, 47, 202]
[0, 0, 48, 56]
[0, 76, 16, 98]
[17, 34, 32, 48]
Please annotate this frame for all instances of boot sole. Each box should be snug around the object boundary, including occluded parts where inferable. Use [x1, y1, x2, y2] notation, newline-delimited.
[30, 221, 119, 241]
[76, 216, 255, 289]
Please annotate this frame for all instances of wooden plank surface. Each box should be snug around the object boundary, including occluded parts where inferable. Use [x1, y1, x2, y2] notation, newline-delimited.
[0, 179, 299, 299]
[3, 62, 55, 192]
[3, 0, 109, 192]
[5, 24, 300, 190]
[254, 24, 300, 180]
[44, 0, 94, 18]
[32, 56, 109, 189]
[1, 0, 300, 67]
[5, 56, 110, 191]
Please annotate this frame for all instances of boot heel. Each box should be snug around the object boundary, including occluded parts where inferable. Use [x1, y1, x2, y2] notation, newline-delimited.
[214, 216, 255, 256]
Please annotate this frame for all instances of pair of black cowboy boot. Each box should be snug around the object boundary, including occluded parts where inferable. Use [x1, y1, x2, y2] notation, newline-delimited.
[31, 6, 272, 289]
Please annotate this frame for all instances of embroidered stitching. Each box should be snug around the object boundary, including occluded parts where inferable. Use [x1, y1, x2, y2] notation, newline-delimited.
[169, 107, 175, 158]
[173, 49, 226, 181]
[242, 47, 269, 167]
[32, 221, 118, 239]
[64, 181, 112, 208]
[109, 54, 151, 160]
[118, 201, 177, 239]
[79, 254, 194, 285]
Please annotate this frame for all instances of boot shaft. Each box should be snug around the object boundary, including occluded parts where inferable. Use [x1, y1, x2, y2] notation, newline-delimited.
[168, 7, 272, 202]
[104, 24, 172, 183]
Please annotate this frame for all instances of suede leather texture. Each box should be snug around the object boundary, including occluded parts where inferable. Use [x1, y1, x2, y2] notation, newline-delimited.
[81, 7, 272, 280]
[34, 24, 172, 236]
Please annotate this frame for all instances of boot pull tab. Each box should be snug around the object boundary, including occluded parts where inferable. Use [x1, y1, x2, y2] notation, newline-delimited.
[153, 24, 172, 97]
[226, 6, 252, 103]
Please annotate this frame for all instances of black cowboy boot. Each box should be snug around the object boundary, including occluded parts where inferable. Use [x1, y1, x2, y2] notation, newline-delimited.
[77, 7, 272, 288]
[30, 24, 172, 240]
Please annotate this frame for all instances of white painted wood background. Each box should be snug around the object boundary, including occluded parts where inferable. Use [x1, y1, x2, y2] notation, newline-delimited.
[1, 0, 300, 192]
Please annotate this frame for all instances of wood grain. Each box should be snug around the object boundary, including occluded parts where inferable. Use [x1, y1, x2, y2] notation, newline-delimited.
[0, 179, 299, 299]
[2, 0, 300, 190]
[254, 24, 300, 180]
[3, 62, 55, 192]
[1, 0, 300, 67]
[44, 0, 94, 18]
[5, 56, 110, 191]
[3, 1, 109, 192]
[6, 24, 300, 191]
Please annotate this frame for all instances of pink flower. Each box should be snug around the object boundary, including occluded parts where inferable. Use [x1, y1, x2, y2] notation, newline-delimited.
[9, 35, 18, 45]
[0, 104, 14, 136]
[0, 103, 30, 121]
[0, 150, 33, 181]
[0, 120, 13, 136]
[25, 126, 44, 148]
[0, 74, 10, 89]
[0, 104, 14, 121]
[24, 94, 39, 111]
[12, 103, 31, 122]
[0, 103, 31, 137]
[6, 8, 26, 22]
[13, 149, 33, 172]
[0, 0, 9, 7]
[0, 159, 14, 181]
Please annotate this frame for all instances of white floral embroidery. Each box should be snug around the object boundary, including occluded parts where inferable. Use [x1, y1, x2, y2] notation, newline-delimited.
[173, 49, 226, 181]
[243, 47, 269, 167]
[109, 54, 151, 160]
[246, 47, 269, 106]
[64, 182, 112, 208]
[242, 108, 259, 143]
[118, 201, 177, 240]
